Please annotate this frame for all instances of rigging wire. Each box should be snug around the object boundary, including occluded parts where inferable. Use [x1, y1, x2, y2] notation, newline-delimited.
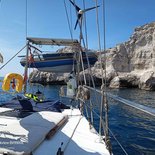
[79, 0, 97, 124]
[102, 0, 107, 87]
[63, 116, 82, 153]
[72, 0, 85, 46]
[94, 0, 104, 135]
[81, 0, 98, 94]
[94, 1, 111, 152]
[79, 0, 99, 94]
[0, 45, 27, 71]
[82, 0, 88, 49]
[25, 0, 28, 39]
[23, 0, 30, 94]
[69, 0, 101, 126]
[101, 1, 112, 153]
[80, 51, 87, 84]
[64, 1, 112, 153]
[69, 1, 73, 38]
[64, 0, 73, 40]
[108, 129, 129, 155]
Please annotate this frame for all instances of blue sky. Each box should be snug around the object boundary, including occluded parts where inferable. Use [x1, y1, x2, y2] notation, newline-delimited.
[0, 0, 155, 76]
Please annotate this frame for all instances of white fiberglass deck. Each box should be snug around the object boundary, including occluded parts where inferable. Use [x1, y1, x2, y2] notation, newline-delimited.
[0, 107, 110, 155]
[34, 109, 110, 155]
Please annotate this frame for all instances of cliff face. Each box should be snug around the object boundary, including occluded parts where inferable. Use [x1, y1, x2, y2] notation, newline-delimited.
[29, 70, 69, 85]
[29, 22, 155, 90]
[102, 22, 155, 72]
[126, 22, 155, 72]
[92, 22, 155, 90]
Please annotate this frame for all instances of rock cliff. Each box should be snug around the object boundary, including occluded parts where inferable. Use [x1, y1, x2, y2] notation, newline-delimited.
[29, 22, 155, 90]
[29, 70, 69, 85]
[106, 22, 155, 90]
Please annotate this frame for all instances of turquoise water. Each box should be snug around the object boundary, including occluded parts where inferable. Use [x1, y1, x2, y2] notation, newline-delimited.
[0, 83, 155, 155]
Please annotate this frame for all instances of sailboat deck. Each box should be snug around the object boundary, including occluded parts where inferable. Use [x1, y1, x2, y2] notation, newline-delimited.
[34, 109, 110, 155]
[0, 107, 109, 155]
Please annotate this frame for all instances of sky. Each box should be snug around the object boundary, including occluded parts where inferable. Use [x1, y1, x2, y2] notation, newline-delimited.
[0, 0, 155, 76]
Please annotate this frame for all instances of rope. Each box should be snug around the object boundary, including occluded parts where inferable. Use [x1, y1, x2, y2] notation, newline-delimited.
[108, 129, 128, 155]
[0, 45, 27, 70]
[79, 51, 87, 84]
[63, 116, 82, 153]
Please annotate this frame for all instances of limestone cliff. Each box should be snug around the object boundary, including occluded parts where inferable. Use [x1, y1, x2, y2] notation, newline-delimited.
[104, 22, 155, 90]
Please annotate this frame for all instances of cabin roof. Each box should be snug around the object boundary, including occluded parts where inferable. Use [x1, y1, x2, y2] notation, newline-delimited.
[27, 37, 80, 46]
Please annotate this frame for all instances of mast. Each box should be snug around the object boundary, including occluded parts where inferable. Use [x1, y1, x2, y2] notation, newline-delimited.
[23, 0, 28, 94]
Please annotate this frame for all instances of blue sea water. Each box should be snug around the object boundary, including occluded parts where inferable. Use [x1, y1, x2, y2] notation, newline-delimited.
[108, 88, 155, 155]
[0, 83, 155, 155]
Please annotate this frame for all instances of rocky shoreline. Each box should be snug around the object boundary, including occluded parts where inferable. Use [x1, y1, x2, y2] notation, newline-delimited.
[29, 22, 155, 91]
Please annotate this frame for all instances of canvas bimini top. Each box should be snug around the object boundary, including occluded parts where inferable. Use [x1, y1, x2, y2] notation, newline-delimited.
[27, 37, 80, 46]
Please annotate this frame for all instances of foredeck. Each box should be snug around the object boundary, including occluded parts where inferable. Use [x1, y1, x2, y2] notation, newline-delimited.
[34, 109, 110, 155]
[0, 107, 110, 155]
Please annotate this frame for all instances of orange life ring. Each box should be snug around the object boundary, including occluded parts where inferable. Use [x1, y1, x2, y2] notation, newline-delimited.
[2, 73, 24, 93]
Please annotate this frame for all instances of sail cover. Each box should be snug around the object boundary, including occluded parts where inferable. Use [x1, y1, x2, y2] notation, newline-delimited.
[0, 111, 67, 155]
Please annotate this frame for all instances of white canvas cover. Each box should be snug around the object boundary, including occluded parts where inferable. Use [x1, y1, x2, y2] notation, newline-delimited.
[0, 111, 67, 155]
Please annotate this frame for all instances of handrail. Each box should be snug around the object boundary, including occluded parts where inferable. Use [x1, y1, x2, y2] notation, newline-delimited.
[108, 93, 155, 117]
[83, 85, 155, 117]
